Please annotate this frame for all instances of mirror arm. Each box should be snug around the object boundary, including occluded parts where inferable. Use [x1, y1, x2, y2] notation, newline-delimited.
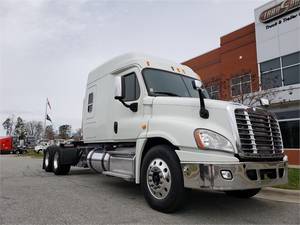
[116, 98, 138, 112]
[198, 89, 209, 119]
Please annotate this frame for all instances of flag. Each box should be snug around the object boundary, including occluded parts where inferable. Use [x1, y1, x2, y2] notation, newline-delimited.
[46, 114, 52, 123]
[47, 98, 51, 110]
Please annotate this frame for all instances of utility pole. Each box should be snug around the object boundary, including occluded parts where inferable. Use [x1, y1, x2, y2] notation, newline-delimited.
[43, 98, 47, 139]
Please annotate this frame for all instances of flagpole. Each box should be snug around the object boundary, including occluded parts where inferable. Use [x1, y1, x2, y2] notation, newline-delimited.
[44, 98, 47, 139]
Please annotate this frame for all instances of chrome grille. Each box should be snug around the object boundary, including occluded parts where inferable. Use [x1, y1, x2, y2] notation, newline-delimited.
[235, 108, 283, 159]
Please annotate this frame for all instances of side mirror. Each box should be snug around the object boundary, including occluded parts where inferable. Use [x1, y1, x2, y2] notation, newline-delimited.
[192, 80, 203, 90]
[260, 98, 270, 107]
[114, 76, 124, 100]
[192, 79, 209, 119]
[114, 76, 138, 112]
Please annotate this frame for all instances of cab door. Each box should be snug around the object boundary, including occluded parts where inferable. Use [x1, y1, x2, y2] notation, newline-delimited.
[112, 67, 146, 141]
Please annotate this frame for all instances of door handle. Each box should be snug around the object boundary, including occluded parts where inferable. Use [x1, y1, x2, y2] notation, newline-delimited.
[114, 121, 118, 134]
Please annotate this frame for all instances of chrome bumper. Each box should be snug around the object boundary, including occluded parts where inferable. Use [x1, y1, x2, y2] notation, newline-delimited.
[182, 158, 288, 191]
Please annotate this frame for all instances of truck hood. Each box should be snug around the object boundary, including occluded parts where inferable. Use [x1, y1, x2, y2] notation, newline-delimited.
[152, 97, 244, 110]
[148, 97, 247, 151]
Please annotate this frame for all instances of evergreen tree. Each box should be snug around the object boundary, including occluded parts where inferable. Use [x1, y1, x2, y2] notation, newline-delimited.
[14, 117, 27, 140]
[2, 118, 13, 135]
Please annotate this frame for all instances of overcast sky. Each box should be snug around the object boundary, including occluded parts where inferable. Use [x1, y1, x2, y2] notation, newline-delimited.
[0, 0, 269, 135]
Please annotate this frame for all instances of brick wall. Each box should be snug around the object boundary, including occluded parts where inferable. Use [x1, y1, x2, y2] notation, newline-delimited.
[285, 149, 300, 165]
[183, 23, 259, 101]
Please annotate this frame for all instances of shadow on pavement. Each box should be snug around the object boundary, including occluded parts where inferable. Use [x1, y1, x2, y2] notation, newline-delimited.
[94, 177, 272, 215]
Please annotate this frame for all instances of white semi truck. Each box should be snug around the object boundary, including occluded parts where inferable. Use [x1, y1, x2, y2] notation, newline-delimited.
[43, 53, 288, 212]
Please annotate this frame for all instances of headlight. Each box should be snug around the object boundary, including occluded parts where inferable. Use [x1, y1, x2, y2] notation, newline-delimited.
[194, 129, 234, 152]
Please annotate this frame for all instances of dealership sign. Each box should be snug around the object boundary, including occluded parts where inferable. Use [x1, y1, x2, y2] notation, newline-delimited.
[259, 0, 300, 23]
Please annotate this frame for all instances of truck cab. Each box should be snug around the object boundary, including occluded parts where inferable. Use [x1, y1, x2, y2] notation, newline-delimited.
[44, 53, 288, 212]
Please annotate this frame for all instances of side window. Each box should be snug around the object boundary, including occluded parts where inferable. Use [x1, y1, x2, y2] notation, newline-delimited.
[123, 73, 140, 101]
[87, 92, 93, 113]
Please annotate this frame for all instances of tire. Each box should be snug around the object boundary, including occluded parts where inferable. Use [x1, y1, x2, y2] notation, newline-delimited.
[141, 145, 185, 213]
[225, 188, 261, 198]
[43, 150, 53, 172]
[52, 150, 70, 175]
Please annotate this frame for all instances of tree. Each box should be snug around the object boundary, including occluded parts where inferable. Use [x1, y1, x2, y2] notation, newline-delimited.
[59, 124, 71, 139]
[232, 87, 277, 106]
[204, 73, 287, 107]
[73, 128, 82, 141]
[36, 122, 44, 139]
[45, 125, 55, 140]
[230, 78, 294, 107]
[14, 117, 27, 140]
[25, 121, 44, 140]
[2, 117, 13, 135]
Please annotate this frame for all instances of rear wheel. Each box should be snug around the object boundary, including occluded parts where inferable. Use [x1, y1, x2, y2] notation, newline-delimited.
[225, 188, 261, 198]
[53, 150, 70, 175]
[43, 150, 53, 172]
[141, 145, 185, 213]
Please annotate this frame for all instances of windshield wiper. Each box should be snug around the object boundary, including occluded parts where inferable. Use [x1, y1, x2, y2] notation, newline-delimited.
[151, 91, 179, 97]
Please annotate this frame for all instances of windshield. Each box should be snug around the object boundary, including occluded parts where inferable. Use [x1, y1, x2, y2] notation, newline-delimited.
[142, 68, 209, 98]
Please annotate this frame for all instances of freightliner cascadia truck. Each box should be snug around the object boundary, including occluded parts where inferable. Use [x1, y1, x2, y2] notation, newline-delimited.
[43, 53, 288, 212]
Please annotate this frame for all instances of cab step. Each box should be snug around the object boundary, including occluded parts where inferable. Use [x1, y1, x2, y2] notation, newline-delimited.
[103, 171, 134, 181]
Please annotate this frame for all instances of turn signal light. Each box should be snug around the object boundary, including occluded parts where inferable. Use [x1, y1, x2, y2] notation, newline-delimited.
[194, 129, 205, 149]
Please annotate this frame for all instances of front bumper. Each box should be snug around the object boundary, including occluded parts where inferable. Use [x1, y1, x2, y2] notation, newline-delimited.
[182, 157, 288, 191]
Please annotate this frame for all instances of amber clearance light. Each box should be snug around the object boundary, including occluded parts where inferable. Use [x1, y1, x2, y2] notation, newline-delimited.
[194, 129, 205, 149]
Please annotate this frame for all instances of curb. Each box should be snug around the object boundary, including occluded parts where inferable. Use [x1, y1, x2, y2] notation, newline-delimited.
[256, 187, 300, 204]
[263, 187, 300, 194]
[289, 165, 300, 169]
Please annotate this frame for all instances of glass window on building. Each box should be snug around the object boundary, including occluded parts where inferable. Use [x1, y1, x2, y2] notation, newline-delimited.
[230, 74, 251, 97]
[260, 51, 300, 90]
[260, 58, 280, 73]
[282, 52, 300, 67]
[261, 70, 282, 89]
[279, 121, 300, 148]
[283, 64, 300, 86]
[275, 109, 300, 148]
[206, 83, 220, 99]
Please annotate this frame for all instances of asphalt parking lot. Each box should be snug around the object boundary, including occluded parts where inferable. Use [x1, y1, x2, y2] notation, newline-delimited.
[0, 155, 299, 224]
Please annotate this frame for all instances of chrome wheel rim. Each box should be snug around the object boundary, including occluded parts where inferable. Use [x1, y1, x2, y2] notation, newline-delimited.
[147, 158, 171, 200]
[45, 152, 49, 167]
[53, 152, 59, 170]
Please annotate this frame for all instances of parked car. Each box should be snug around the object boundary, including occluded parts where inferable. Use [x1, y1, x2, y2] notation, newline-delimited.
[34, 141, 49, 153]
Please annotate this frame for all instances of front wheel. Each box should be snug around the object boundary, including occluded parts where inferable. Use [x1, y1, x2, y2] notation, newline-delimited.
[225, 188, 261, 198]
[141, 145, 185, 213]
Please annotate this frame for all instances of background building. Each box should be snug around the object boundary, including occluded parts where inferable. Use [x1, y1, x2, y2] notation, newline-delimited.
[184, 0, 300, 164]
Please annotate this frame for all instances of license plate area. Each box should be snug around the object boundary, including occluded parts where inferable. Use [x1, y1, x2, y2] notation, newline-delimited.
[259, 169, 277, 180]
